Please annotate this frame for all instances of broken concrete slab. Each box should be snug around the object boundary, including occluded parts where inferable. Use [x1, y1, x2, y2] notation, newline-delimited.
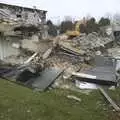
[72, 56, 117, 86]
[25, 68, 63, 91]
[94, 55, 116, 68]
[59, 41, 86, 56]
[21, 39, 39, 52]
[73, 67, 117, 85]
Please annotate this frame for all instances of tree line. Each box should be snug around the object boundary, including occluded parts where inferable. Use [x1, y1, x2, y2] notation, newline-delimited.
[47, 17, 111, 36]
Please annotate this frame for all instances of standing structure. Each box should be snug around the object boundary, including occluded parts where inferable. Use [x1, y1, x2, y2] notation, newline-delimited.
[0, 2, 48, 59]
[0, 2, 47, 37]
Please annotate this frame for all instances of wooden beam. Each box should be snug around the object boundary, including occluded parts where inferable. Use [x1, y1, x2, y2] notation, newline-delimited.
[72, 72, 96, 79]
[24, 52, 38, 65]
[99, 87, 120, 112]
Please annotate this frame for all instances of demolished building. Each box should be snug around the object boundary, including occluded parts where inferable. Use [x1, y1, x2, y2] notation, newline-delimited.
[0, 3, 47, 26]
[0, 2, 48, 60]
[0, 3, 120, 92]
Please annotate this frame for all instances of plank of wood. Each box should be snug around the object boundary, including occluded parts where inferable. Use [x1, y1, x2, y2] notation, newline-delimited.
[42, 48, 53, 60]
[72, 72, 97, 79]
[24, 52, 38, 65]
[67, 95, 81, 102]
[99, 87, 120, 112]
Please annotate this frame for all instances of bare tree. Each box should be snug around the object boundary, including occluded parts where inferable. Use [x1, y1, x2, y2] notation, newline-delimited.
[86, 13, 91, 20]
[104, 12, 113, 21]
[60, 16, 74, 34]
[64, 16, 72, 21]
[113, 13, 120, 24]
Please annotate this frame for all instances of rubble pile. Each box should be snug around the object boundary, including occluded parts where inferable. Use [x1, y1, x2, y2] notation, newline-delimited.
[73, 32, 113, 49]
[58, 32, 114, 62]
[1, 2, 120, 97]
[108, 47, 120, 58]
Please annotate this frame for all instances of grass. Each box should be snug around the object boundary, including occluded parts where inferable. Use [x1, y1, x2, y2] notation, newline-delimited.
[0, 79, 117, 120]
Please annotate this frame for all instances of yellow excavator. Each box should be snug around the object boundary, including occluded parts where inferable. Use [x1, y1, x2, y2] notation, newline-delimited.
[66, 20, 85, 38]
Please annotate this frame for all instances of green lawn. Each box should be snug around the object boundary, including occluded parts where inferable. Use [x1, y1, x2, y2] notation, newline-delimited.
[0, 79, 117, 120]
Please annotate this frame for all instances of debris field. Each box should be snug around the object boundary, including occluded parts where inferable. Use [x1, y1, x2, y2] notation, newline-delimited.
[0, 2, 120, 114]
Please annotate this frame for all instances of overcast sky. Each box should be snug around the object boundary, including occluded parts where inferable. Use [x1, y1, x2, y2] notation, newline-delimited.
[0, 0, 120, 23]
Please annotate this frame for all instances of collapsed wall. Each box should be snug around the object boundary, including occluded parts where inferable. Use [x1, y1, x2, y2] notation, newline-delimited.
[57, 32, 114, 62]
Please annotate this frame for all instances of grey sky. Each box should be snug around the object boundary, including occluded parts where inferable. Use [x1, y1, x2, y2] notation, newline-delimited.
[0, 0, 120, 23]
